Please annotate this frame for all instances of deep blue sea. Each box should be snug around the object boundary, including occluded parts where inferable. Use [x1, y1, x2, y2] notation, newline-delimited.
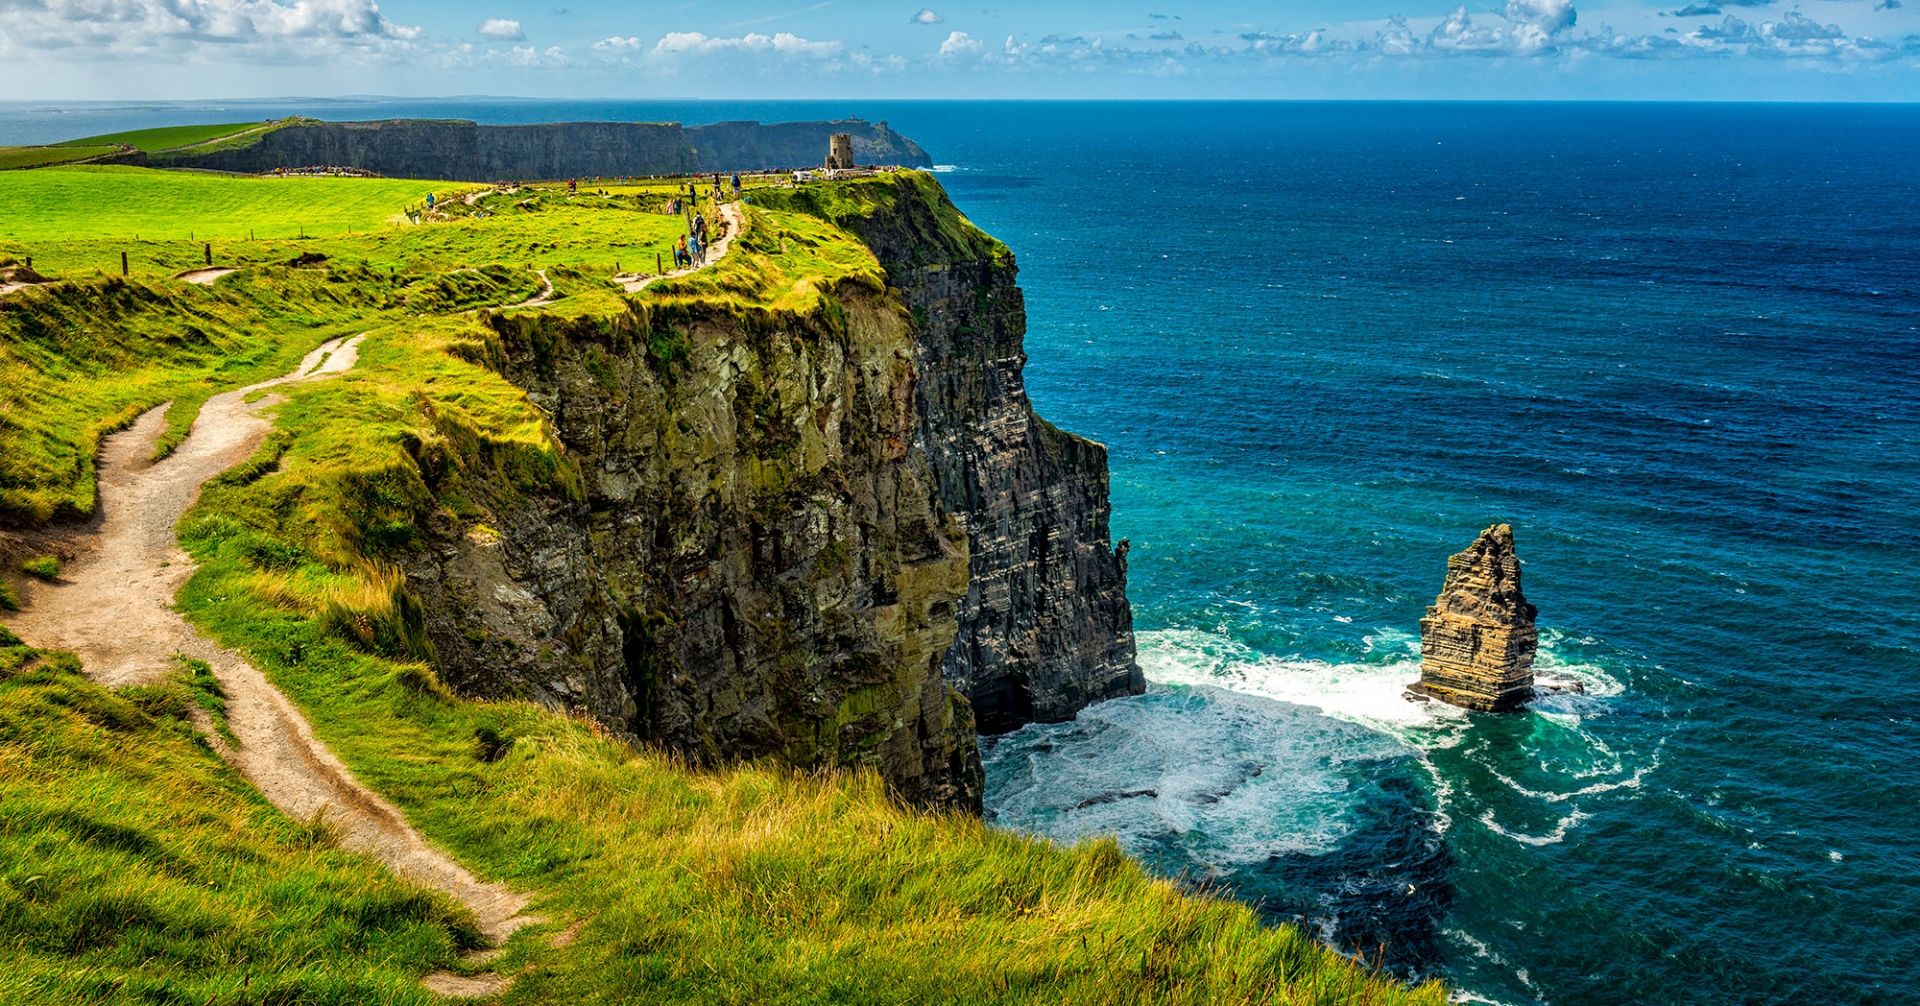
[7, 99, 1917, 1006]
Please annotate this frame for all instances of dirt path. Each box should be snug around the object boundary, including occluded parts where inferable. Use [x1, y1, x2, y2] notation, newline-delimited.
[176, 267, 237, 285]
[502, 268, 554, 309]
[616, 201, 745, 293]
[4, 335, 537, 946]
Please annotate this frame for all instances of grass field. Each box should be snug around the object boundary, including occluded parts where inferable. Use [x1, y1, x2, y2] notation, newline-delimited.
[0, 146, 118, 170]
[0, 166, 457, 243]
[57, 122, 265, 151]
[0, 167, 1445, 1004]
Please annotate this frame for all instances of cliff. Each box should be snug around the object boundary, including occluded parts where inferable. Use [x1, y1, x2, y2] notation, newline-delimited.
[401, 175, 1137, 812]
[146, 118, 930, 180]
[407, 289, 982, 810]
[1415, 524, 1538, 711]
[752, 177, 1143, 734]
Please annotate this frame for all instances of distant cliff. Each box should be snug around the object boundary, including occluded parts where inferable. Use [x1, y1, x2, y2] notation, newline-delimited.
[145, 118, 931, 180]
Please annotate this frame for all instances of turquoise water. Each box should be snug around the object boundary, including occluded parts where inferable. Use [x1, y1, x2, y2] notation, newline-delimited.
[6, 99, 1916, 1005]
[939, 102, 1920, 1006]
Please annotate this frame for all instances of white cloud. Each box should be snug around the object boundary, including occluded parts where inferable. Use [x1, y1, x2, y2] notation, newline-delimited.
[593, 36, 642, 50]
[938, 30, 982, 55]
[478, 18, 525, 40]
[0, 0, 422, 56]
[1374, 3, 1576, 56]
[652, 31, 844, 58]
[911, 9, 944, 24]
[1505, 0, 1577, 34]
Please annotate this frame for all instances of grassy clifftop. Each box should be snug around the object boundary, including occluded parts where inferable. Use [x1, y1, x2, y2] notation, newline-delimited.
[0, 166, 1444, 1005]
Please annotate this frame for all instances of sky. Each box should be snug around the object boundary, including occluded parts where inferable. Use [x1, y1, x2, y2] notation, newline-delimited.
[1, 0, 1917, 101]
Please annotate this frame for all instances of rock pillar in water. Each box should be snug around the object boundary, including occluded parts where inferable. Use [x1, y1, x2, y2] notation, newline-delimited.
[1416, 524, 1537, 711]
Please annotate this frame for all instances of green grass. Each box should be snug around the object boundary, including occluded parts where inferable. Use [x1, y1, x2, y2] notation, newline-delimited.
[58, 122, 264, 151]
[0, 166, 462, 243]
[0, 146, 118, 170]
[20, 556, 57, 580]
[0, 643, 475, 1005]
[0, 167, 1445, 1004]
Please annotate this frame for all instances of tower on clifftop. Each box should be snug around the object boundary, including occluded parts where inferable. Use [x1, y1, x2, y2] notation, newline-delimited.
[826, 133, 855, 170]
[1414, 524, 1538, 711]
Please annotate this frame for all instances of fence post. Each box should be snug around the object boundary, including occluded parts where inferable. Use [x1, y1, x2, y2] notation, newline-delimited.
[205, 244, 212, 266]
[121, 251, 128, 277]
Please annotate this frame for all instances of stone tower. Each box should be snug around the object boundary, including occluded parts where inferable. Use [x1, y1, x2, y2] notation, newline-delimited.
[1416, 524, 1538, 711]
[826, 132, 855, 170]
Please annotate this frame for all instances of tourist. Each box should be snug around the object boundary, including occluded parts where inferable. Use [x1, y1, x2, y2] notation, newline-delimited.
[731, 173, 741, 197]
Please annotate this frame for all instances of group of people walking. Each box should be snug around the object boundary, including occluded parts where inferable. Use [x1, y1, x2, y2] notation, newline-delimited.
[674, 207, 714, 268]
[668, 176, 739, 269]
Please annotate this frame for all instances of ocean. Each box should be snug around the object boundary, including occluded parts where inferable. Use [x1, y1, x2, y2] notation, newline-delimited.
[6, 99, 1916, 1005]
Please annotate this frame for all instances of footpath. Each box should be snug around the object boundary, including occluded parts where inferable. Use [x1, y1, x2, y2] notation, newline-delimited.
[6, 336, 538, 992]
[615, 200, 745, 293]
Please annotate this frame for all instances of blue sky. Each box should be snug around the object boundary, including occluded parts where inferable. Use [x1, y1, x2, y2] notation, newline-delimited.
[2, 0, 1916, 101]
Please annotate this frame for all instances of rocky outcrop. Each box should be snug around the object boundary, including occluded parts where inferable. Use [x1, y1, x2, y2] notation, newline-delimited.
[758, 175, 1142, 734]
[404, 286, 981, 811]
[148, 118, 930, 180]
[1414, 525, 1537, 712]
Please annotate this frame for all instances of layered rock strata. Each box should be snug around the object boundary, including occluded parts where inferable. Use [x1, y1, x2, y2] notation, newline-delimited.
[146, 118, 930, 180]
[777, 178, 1143, 733]
[1415, 524, 1538, 711]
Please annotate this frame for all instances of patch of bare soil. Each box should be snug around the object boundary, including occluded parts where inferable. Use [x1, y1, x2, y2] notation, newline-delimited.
[176, 267, 238, 285]
[421, 970, 516, 999]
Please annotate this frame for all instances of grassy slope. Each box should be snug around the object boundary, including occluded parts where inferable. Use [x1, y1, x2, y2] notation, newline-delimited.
[0, 168, 1445, 1005]
[0, 146, 119, 170]
[0, 169, 688, 521]
[0, 636, 474, 1006]
[57, 122, 263, 151]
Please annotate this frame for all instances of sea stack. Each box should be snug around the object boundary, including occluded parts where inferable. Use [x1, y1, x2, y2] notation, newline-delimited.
[1415, 524, 1538, 711]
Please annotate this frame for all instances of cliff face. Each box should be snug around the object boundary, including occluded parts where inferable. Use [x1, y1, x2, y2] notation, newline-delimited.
[686, 120, 931, 171]
[759, 178, 1143, 734]
[152, 118, 930, 180]
[1416, 524, 1538, 712]
[402, 176, 1135, 813]
[405, 285, 981, 810]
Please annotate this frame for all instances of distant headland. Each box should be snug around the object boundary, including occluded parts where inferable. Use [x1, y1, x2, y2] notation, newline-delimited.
[0, 116, 932, 181]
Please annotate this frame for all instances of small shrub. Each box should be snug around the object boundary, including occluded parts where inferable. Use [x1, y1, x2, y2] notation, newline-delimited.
[0, 579, 17, 610]
[23, 555, 61, 580]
